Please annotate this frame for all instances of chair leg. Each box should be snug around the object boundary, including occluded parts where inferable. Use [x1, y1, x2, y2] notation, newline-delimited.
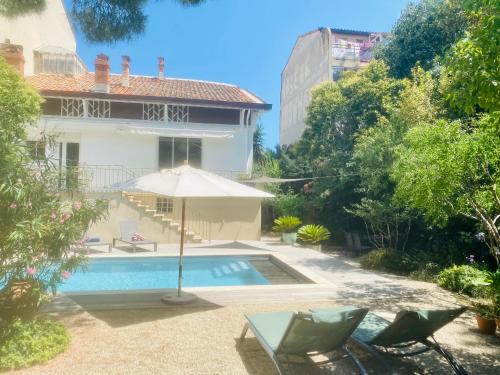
[108, 244, 112, 253]
[154, 243, 157, 252]
[343, 345, 368, 375]
[352, 339, 396, 374]
[423, 338, 469, 375]
[240, 323, 249, 341]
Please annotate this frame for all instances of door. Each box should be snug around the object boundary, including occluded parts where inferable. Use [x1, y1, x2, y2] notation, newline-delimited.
[65, 142, 79, 189]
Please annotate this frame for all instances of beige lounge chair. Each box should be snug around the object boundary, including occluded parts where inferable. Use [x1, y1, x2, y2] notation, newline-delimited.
[113, 221, 157, 252]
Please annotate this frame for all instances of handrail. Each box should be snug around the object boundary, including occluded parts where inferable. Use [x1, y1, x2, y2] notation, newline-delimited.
[55, 164, 248, 192]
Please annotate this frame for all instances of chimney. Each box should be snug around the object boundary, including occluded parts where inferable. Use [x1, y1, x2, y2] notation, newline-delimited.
[0, 40, 25, 76]
[94, 54, 110, 93]
[158, 57, 165, 79]
[121, 55, 130, 87]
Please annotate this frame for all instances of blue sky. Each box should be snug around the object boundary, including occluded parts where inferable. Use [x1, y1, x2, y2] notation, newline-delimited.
[70, 0, 410, 148]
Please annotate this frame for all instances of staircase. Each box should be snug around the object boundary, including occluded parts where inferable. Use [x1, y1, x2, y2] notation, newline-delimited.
[123, 192, 204, 243]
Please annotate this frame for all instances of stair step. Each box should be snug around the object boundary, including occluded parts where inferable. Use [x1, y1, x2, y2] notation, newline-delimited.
[145, 209, 156, 213]
[192, 236, 203, 243]
[153, 213, 164, 218]
[137, 204, 149, 208]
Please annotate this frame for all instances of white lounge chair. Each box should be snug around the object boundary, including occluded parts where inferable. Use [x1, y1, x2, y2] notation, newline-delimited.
[73, 234, 112, 254]
[113, 220, 157, 252]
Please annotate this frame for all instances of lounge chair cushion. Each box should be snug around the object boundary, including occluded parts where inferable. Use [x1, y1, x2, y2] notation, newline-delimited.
[246, 311, 295, 351]
[354, 307, 467, 347]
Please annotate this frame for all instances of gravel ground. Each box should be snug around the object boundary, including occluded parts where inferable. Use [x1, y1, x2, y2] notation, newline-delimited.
[8, 294, 500, 375]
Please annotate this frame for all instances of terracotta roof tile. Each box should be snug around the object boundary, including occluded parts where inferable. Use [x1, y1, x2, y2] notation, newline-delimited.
[26, 73, 271, 110]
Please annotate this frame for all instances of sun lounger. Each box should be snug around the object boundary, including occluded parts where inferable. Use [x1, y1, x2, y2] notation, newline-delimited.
[73, 234, 112, 254]
[113, 221, 157, 252]
[313, 306, 468, 375]
[240, 306, 369, 374]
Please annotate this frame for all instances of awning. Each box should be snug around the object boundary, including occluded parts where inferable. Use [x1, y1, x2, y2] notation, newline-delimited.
[128, 127, 234, 139]
[243, 176, 313, 183]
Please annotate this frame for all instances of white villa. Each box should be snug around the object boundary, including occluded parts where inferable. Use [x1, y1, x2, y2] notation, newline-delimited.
[0, 0, 272, 243]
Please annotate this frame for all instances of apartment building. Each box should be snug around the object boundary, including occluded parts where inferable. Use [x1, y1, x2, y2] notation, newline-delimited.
[280, 27, 385, 145]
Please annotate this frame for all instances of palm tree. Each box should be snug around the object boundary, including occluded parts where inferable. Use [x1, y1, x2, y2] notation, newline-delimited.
[253, 124, 265, 163]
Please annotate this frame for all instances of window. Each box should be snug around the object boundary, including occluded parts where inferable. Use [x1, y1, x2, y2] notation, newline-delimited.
[26, 141, 45, 160]
[158, 137, 202, 169]
[88, 100, 110, 118]
[61, 98, 85, 117]
[156, 197, 173, 213]
[143, 103, 165, 121]
[167, 105, 189, 122]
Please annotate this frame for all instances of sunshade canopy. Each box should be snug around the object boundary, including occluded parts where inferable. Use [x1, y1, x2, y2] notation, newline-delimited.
[114, 164, 274, 198]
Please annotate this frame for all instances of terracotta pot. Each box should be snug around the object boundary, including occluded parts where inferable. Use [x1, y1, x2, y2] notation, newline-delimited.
[496, 319, 500, 331]
[475, 315, 497, 335]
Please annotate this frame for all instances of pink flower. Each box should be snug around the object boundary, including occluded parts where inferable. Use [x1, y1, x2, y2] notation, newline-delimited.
[62, 271, 71, 280]
[60, 219, 65, 224]
[73, 201, 82, 210]
[26, 266, 36, 276]
[9, 202, 17, 209]
[50, 212, 57, 220]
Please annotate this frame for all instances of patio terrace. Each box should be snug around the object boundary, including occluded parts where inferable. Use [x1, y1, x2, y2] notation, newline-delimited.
[19, 239, 499, 375]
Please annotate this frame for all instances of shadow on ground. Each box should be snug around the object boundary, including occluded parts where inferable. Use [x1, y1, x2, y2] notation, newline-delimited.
[44, 293, 222, 327]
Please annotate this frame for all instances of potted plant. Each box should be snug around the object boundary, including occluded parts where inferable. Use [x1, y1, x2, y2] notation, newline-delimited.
[473, 270, 499, 334]
[297, 224, 331, 251]
[474, 303, 497, 334]
[272, 216, 302, 245]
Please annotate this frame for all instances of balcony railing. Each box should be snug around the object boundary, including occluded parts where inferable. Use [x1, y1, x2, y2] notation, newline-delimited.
[54, 165, 248, 192]
[331, 43, 373, 61]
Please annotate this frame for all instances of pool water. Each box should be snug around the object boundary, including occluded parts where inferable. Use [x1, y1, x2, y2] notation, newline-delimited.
[60, 256, 279, 292]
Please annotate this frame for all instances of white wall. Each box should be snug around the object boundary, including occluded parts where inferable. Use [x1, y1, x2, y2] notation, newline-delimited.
[0, 0, 76, 75]
[280, 29, 331, 145]
[79, 130, 158, 169]
[202, 128, 251, 174]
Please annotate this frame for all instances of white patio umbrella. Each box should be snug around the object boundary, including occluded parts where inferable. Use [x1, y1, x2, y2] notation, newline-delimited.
[115, 163, 274, 303]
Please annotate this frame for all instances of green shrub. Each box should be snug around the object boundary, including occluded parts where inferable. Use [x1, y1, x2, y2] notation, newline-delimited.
[409, 262, 442, 282]
[272, 216, 302, 234]
[437, 265, 489, 298]
[297, 224, 331, 244]
[359, 249, 417, 274]
[0, 318, 70, 371]
[273, 191, 306, 219]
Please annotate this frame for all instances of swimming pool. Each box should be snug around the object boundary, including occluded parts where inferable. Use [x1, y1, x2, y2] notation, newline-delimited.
[59, 255, 309, 293]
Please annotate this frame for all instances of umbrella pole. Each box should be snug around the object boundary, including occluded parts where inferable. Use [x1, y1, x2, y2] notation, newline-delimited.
[178, 198, 186, 297]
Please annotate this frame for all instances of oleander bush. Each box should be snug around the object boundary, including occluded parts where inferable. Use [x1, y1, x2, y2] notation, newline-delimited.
[0, 318, 70, 371]
[437, 265, 489, 298]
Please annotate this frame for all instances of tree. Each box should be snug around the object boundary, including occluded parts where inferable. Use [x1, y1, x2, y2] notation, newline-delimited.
[392, 115, 500, 265]
[376, 0, 467, 78]
[252, 124, 265, 163]
[351, 67, 439, 250]
[443, 0, 500, 114]
[0, 58, 107, 317]
[298, 61, 403, 231]
[0, 0, 206, 43]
